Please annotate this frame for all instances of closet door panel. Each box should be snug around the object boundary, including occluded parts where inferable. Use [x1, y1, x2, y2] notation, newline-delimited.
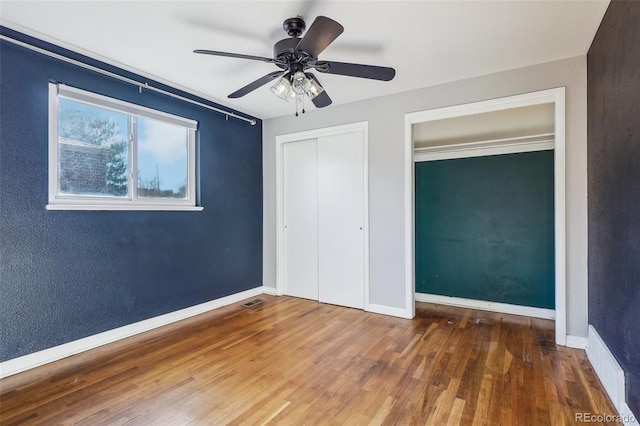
[317, 132, 365, 309]
[283, 140, 319, 301]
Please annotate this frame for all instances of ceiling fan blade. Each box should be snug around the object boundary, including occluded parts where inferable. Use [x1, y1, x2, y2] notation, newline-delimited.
[315, 61, 395, 81]
[194, 49, 276, 64]
[307, 73, 332, 108]
[296, 16, 344, 58]
[228, 71, 285, 98]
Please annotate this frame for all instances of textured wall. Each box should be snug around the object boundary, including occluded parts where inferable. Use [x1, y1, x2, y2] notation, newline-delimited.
[0, 27, 263, 362]
[415, 151, 555, 308]
[587, 0, 640, 415]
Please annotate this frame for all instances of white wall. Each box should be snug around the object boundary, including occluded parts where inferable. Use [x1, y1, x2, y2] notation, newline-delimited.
[263, 55, 588, 337]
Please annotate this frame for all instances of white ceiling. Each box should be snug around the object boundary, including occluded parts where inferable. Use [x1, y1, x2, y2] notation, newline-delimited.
[0, 1, 609, 120]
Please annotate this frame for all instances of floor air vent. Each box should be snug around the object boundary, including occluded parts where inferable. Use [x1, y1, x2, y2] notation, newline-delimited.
[242, 299, 264, 308]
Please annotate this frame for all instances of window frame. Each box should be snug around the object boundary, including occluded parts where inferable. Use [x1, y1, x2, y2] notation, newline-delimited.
[47, 83, 202, 211]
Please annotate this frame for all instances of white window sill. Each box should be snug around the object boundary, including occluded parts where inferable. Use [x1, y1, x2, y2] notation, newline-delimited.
[46, 204, 204, 211]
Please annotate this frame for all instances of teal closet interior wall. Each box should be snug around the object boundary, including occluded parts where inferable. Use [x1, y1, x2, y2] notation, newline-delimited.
[415, 150, 555, 308]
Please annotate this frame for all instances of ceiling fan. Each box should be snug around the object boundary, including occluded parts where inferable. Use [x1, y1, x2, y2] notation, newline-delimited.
[194, 16, 396, 111]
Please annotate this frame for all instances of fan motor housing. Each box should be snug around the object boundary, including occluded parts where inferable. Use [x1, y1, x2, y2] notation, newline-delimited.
[273, 38, 312, 69]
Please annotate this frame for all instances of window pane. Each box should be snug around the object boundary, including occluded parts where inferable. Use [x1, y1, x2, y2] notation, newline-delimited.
[58, 98, 129, 197]
[136, 117, 188, 199]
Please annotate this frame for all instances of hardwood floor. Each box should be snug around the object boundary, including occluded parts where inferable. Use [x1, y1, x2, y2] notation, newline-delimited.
[0, 296, 619, 425]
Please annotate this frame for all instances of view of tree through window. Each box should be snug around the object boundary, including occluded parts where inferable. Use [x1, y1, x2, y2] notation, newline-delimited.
[58, 99, 128, 196]
[49, 84, 198, 209]
[56, 98, 189, 200]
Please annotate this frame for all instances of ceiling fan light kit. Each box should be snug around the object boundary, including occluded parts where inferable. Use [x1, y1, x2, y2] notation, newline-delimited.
[270, 68, 324, 100]
[194, 15, 395, 116]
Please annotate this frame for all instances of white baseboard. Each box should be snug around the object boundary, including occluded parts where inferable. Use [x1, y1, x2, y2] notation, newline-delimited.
[415, 293, 555, 320]
[620, 403, 638, 426]
[586, 325, 637, 425]
[261, 286, 277, 296]
[566, 335, 588, 349]
[0, 287, 265, 379]
[366, 303, 413, 319]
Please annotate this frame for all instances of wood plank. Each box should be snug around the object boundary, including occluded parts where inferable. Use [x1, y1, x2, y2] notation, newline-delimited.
[0, 297, 621, 425]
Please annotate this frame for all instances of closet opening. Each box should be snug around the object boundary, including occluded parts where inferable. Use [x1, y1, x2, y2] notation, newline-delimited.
[404, 88, 567, 344]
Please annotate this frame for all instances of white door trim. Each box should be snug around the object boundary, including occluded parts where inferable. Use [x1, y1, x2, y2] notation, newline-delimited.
[275, 121, 370, 311]
[404, 88, 567, 345]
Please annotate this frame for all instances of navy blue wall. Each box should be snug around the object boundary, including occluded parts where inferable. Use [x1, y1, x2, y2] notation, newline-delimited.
[587, 0, 640, 416]
[0, 27, 263, 361]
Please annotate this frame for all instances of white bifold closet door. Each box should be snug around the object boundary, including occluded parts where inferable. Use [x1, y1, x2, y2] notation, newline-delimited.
[283, 139, 319, 301]
[317, 133, 364, 309]
[283, 132, 365, 309]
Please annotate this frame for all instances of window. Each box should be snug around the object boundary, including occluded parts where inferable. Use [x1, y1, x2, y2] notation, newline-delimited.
[47, 84, 201, 210]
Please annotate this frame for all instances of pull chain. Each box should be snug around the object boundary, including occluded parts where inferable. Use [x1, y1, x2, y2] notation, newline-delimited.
[294, 95, 306, 117]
